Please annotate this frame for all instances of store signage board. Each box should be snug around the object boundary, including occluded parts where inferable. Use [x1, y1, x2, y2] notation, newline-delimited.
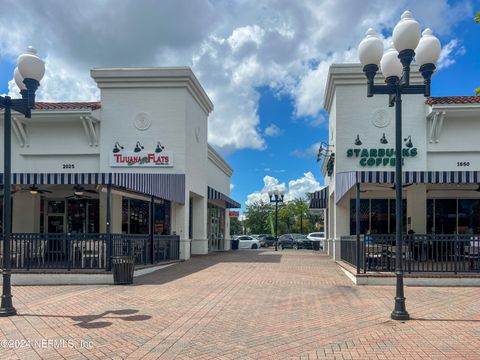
[346, 147, 418, 167]
[110, 151, 174, 167]
[229, 211, 240, 217]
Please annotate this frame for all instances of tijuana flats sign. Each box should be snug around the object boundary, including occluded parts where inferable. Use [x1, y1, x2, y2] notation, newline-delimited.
[110, 142, 174, 167]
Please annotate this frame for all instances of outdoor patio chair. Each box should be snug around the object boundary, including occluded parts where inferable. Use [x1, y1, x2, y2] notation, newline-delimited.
[464, 242, 480, 270]
[389, 245, 411, 271]
[364, 242, 390, 271]
[77, 239, 106, 269]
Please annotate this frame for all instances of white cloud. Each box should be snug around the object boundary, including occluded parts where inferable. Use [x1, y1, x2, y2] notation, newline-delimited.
[285, 172, 322, 201]
[264, 123, 282, 137]
[0, 0, 470, 152]
[230, 184, 235, 191]
[246, 172, 321, 205]
[437, 39, 466, 70]
[291, 142, 320, 159]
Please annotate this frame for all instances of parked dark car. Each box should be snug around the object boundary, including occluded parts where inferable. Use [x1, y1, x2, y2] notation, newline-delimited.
[278, 234, 312, 250]
[295, 234, 313, 249]
[278, 234, 294, 249]
[257, 234, 275, 247]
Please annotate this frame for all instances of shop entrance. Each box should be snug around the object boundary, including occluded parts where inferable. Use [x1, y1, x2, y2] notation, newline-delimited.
[208, 204, 225, 251]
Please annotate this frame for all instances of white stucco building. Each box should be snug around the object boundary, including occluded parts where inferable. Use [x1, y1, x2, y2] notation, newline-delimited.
[310, 64, 480, 262]
[0, 67, 239, 270]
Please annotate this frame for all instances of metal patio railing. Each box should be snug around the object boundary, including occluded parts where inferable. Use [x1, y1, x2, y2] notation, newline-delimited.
[340, 234, 480, 274]
[0, 233, 180, 271]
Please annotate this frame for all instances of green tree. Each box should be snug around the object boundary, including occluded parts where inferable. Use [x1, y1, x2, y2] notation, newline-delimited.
[244, 200, 272, 234]
[244, 196, 326, 236]
[230, 216, 243, 235]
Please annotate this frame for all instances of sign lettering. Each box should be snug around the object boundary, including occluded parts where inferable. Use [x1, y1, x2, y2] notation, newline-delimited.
[347, 147, 418, 167]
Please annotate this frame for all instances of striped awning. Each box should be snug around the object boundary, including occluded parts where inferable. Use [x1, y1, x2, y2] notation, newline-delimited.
[208, 186, 241, 208]
[335, 170, 480, 204]
[309, 186, 328, 209]
[0, 172, 185, 204]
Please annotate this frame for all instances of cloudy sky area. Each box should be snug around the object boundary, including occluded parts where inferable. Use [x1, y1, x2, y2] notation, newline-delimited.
[0, 0, 478, 209]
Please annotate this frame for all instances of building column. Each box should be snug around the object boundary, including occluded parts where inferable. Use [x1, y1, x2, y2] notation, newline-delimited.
[224, 208, 231, 250]
[333, 192, 350, 261]
[12, 192, 38, 233]
[406, 184, 427, 233]
[172, 201, 190, 260]
[190, 196, 207, 255]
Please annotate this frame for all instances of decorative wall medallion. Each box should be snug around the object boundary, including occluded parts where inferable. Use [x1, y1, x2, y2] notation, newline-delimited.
[134, 112, 151, 131]
[195, 127, 201, 143]
[371, 109, 390, 128]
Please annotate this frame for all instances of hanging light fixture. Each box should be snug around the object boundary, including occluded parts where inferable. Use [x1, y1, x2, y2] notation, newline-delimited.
[134, 141, 144, 153]
[355, 134, 362, 146]
[112, 142, 124, 153]
[380, 133, 388, 144]
[404, 136, 413, 148]
[155, 142, 165, 153]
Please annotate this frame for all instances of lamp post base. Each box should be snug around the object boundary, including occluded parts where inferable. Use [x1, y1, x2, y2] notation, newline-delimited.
[0, 270, 16, 317]
[390, 273, 409, 321]
[0, 304, 16, 317]
[391, 307, 409, 321]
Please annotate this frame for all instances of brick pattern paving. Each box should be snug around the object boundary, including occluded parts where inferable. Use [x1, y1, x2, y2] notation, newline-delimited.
[0, 250, 479, 359]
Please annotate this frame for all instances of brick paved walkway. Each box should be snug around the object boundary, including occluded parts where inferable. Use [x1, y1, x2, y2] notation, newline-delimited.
[0, 250, 479, 359]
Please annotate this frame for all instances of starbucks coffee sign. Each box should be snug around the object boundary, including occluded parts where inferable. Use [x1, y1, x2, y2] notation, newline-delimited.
[347, 147, 418, 167]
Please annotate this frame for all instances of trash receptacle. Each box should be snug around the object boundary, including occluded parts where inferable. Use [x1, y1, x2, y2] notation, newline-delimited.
[111, 256, 135, 285]
[312, 241, 320, 251]
[231, 239, 239, 250]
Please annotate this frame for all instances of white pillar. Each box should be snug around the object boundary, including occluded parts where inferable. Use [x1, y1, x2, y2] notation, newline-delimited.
[224, 209, 231, 250]
[12, 192, 38, 232]
[333, 193, 350, 260]
[172, 201, 190, 260]
[406, 184, 427, 233]
[190, 196, 208, 255]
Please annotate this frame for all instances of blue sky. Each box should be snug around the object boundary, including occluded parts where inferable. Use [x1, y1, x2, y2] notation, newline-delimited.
[225, 3, 480, 211]
[0, 0, 478, 212]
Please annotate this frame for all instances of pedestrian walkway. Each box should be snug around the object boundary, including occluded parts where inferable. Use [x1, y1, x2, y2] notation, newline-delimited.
[0, 249, 479, 359]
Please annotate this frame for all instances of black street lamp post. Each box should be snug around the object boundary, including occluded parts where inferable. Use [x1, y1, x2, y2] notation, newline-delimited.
[268, 189, 285, 251]
[358, 11, 440, 321]
[0, 47, 45, 317]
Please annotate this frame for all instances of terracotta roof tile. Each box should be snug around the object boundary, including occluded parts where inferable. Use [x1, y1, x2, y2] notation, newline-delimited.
[426, 96, 480, 105]
[33, 102, 101, 110]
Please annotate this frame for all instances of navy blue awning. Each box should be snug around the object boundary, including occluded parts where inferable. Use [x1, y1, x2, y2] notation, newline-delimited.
[335, 170, 480, 204]
[309, 187, 328, 209]
[207, 186, 241, 208]
[0, 172, 185, 204]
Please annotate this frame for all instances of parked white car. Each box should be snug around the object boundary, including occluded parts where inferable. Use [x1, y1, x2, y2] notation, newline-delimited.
[307, 232, 325, 249]
[237, 235, 261, 249]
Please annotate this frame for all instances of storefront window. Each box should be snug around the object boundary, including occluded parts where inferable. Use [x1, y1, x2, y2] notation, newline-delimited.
[458, 199, 480, 234]
[67, 199, 99, 233]
[429, 199, 480, 235]
[350, 199, 406, 235]
[154, 200, 171, 235]
[350, 199, 370, 235]
[370, 199, 388, 234]
[434, 199, 457, 234]
[122, 198, 150, 234]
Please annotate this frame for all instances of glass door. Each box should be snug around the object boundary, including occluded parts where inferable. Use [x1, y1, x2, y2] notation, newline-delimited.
[45, 200, 66, 262]
[67, 199, 87, 234]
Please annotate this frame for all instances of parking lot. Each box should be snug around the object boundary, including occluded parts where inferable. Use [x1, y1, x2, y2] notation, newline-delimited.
[0, 249, 479, 359]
